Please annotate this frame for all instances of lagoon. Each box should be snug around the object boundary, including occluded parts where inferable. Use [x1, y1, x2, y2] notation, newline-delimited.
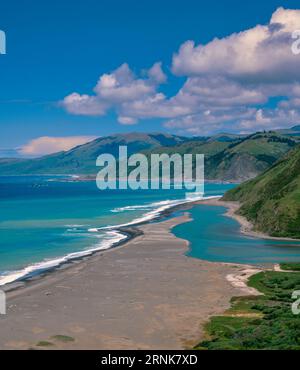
[173, 204, 300, 265]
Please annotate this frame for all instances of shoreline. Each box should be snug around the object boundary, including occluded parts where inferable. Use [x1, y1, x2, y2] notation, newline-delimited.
[2, 191, 298, 292]
[0, 195, 220, 290]
[0, 211, 262, 350]
[0, 174, 237, 184]
[0, 226, 143, 292]
[198, 198, 300, 242]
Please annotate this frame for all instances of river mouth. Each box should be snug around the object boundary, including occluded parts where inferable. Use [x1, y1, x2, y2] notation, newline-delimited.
[0, 176, 236, 285]
[172, 204, 300, 265]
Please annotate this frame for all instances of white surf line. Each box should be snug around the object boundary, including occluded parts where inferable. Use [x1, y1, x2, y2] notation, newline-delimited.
[0, 195, 221, 287]
[0, 230, 127, 287]
[88, 195, 222, 233]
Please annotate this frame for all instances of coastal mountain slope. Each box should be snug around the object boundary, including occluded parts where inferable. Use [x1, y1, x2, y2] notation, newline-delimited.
[0, 133, 189, 175]
[205, 132, 297, 181]
[144, 132, 298, 182]
[277, 125, 300, 138]
[223, 145, 300, 238]
[0, 131, 298, 181]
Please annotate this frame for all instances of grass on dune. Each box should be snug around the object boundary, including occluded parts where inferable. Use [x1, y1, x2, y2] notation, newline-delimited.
[280, 263, 300, 271]
[195, 266, 300, 350]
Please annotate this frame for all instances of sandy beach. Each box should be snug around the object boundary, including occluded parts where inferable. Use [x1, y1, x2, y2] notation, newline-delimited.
[0, 212, 258, 350]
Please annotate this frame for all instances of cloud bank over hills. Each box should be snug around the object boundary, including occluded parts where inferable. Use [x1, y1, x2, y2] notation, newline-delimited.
[18, 136, 98, 157]
[61, 7, 300, 135]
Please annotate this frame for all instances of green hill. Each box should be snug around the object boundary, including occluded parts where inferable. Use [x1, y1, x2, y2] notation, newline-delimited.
[205, 132, 297, 181]
[0, 131, 298, 182]
[276, 125, 300, 138]
[144, 132, 298, 182]
[0, 133, 188, 175]
[223, 145, 300, 238]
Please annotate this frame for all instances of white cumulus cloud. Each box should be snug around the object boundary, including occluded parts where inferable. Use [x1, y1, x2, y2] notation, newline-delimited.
[19, 136, 97, 157]
[172, 7, 300, 83]
[61, 62, 166, 122]
[61, 7, 300, 135]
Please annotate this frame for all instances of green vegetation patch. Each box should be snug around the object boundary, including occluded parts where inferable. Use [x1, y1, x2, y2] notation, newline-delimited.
[226, 295, 266, 315]
[195, 270, 300, 350]
[223, 144, 300, 238]
[280, 263, 300, 271]
[51, 335, 75, 343]
[36, 341, 55, 347]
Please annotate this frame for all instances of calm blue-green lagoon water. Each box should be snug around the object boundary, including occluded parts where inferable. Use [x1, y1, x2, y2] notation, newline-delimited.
[173, 205, 300, 265]
[1, 176, 300, 284]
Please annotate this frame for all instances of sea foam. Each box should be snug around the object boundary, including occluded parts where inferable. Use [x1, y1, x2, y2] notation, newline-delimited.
[0, 195, 220, 287]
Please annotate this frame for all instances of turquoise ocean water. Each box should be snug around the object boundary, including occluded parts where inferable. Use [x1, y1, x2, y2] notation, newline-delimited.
[1, 176, 300, 284]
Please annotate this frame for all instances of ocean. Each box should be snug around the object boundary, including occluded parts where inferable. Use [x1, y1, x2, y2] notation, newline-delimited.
[1, 176, 300, 285]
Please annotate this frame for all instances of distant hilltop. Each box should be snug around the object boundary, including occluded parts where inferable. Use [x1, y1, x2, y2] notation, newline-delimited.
[0, 127, 300, 182]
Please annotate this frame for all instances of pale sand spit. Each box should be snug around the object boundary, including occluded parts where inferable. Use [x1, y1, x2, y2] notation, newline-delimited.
[0, 214, 257, 350]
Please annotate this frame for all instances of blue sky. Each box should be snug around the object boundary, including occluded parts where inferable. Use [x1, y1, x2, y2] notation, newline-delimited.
[0, 0, 300, 156]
